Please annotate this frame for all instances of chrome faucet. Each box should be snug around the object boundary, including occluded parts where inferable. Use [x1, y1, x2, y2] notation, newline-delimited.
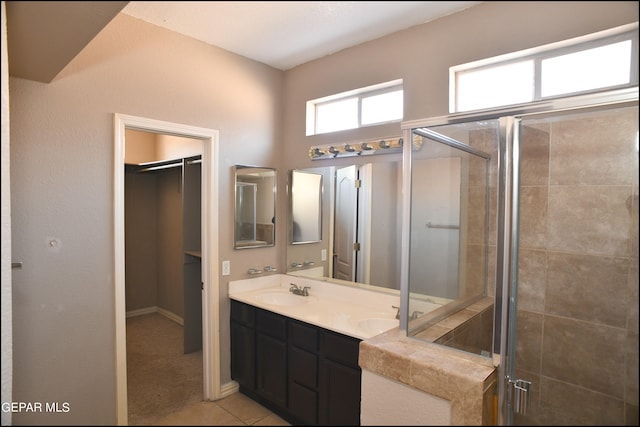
[392, 305, 400, 320]
[289, 283, 310, 296]
[410, 310, 424, 321]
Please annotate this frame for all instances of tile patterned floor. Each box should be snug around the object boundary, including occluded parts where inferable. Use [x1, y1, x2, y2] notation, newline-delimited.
[126, 312, 290, 425]
[152, 392, 290, 426]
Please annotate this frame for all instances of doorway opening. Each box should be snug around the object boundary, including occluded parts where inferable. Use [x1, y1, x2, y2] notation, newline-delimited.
[113, 114, 220, 425]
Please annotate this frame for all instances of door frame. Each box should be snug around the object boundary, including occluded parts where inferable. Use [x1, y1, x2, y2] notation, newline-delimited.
[113, 113, 220, 425]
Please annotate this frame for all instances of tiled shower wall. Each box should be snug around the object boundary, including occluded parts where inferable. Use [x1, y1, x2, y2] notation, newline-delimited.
[514, 107, 639, 425]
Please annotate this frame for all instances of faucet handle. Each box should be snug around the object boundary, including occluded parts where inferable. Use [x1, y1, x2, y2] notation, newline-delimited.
[302, 286, 311, 296]
[392, 305, 400, 320]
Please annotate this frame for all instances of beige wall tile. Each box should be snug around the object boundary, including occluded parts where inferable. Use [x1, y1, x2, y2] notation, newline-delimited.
[520, 124, 550, 187]
[547, 185, 632, 256]
[546, 252, 629, 327]
[516, 310, 542, 375]
[537, 376, 624, 425]
[518, 186, 549, 250]
[626, 331, 638, 406]
[542, 315, 626, 398]
[549, 110, 636, 186]
[516, 249, 546, 312]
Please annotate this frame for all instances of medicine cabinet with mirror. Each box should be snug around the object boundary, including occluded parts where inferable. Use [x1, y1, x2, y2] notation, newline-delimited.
[234, 165, 276, 249]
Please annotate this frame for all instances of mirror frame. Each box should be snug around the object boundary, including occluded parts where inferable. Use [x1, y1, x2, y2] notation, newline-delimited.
[233, 165, 276, 249]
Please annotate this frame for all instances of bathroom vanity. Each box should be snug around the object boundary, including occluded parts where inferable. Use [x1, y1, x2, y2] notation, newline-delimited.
[229, 274, 404, 426]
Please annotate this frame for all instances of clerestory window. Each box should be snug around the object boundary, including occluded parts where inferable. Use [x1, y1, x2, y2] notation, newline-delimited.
[306, 79, 403, 136]
[450, 23, 638, 113]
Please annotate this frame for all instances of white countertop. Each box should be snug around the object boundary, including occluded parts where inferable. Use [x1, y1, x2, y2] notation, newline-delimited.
[229, 274, 401, 340]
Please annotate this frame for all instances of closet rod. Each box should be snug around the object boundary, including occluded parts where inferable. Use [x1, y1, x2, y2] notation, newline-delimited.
[137, 162, 183, 173]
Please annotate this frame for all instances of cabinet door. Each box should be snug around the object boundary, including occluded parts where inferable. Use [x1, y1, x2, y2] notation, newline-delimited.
[319, 330, 362, 426]
[288, 345, 318, 425]
[256, 333, 287, 408]
[230, 321, 255, 390]
[319, 359, 361, 426]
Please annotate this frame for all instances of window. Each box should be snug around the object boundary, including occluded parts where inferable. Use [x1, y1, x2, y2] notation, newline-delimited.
[451, 23, 638, 113]
[307, 80, 403, 135]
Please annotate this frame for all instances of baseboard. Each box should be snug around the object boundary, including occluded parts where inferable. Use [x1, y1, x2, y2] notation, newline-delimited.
[125, 306, 184, 326]
[125, 306, 158, 318]
[157, 307, 184, 326]
[220, 381, 239, 399]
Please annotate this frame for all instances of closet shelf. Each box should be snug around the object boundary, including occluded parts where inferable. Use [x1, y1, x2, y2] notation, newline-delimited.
[125, 155, 201, 173]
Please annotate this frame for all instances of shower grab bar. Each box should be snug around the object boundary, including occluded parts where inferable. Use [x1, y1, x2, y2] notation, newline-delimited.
[426, 222, 459, 230]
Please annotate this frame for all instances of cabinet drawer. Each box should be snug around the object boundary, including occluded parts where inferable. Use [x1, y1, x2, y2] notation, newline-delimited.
[289, 345, 318, 389]
[321, 330, 361, 369]
[289, 320, 318, 352]
[257, 309, 286, 340]
[231, 300, 254, 327]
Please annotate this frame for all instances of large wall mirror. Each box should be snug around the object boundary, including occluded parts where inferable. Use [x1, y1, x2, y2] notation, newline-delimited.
[234, 165, 276, 249]
[289, 169, 323, 244]
[286, 157, 402, 290]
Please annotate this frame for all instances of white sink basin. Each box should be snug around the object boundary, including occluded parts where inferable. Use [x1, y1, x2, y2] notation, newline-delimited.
[254, 291, 309, 307]
[357, 318, 399, 335]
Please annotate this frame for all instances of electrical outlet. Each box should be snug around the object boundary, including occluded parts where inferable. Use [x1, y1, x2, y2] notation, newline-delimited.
[321, 249, 327, 261]
[222, 260, 230, 276]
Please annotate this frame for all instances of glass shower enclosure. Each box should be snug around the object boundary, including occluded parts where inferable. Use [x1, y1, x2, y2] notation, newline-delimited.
[401, 87, 638, 425]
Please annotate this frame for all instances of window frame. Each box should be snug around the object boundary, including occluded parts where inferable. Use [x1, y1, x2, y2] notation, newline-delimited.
[306, 79, 403, 136]
[450, 23, 638, 113]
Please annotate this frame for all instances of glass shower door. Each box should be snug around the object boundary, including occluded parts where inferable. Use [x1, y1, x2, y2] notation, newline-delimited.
[504, 104, 638, 425]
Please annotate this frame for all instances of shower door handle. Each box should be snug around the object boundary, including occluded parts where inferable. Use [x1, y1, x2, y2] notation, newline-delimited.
[508, 377, 532, 416]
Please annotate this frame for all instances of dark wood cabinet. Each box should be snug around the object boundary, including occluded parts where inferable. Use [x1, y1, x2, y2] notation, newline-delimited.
[256, 309, 287, 408]
[288, 319, 320, 425]
[230, 300, 255, 390]
[230, 300, 362, 426]
[319, 330, 362, 426]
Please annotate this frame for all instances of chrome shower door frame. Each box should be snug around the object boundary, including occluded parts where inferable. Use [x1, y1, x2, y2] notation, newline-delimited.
[401, 86, 638, 426]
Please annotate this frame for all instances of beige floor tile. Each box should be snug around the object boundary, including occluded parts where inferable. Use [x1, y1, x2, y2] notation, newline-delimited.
[154, 401, 245, 426]
[215, 392, 276, 423]
[251, 413, 291, 426]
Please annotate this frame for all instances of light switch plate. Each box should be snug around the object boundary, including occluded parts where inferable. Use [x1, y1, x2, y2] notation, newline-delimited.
[222, 260, 230, 276]
[321, 249, 327, 261]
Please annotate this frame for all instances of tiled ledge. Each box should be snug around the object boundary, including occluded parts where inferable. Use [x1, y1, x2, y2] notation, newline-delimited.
[359, 325, 497, 425]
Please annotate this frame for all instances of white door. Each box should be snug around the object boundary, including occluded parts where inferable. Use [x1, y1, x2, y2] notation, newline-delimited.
[333, 165, 358, 281]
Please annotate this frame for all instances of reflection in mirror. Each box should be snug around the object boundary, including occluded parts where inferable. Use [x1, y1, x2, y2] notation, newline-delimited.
[406, 121, 496, 359]
[287, 158, 402, 292]
[234, 166, 276, 249]
[290, 170, 323, 244]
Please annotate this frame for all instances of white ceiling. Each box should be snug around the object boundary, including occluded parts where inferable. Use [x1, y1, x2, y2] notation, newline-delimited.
[122, 1, 481, 70]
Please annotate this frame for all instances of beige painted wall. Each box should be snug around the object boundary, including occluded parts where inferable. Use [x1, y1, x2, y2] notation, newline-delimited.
[4, 1, 637, 424]
[8, 12, 283, 425]
[281, 1, 638, 172]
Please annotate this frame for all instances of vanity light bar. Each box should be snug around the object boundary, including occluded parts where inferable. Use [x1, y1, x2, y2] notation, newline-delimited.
[308, 135, 422, 160]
